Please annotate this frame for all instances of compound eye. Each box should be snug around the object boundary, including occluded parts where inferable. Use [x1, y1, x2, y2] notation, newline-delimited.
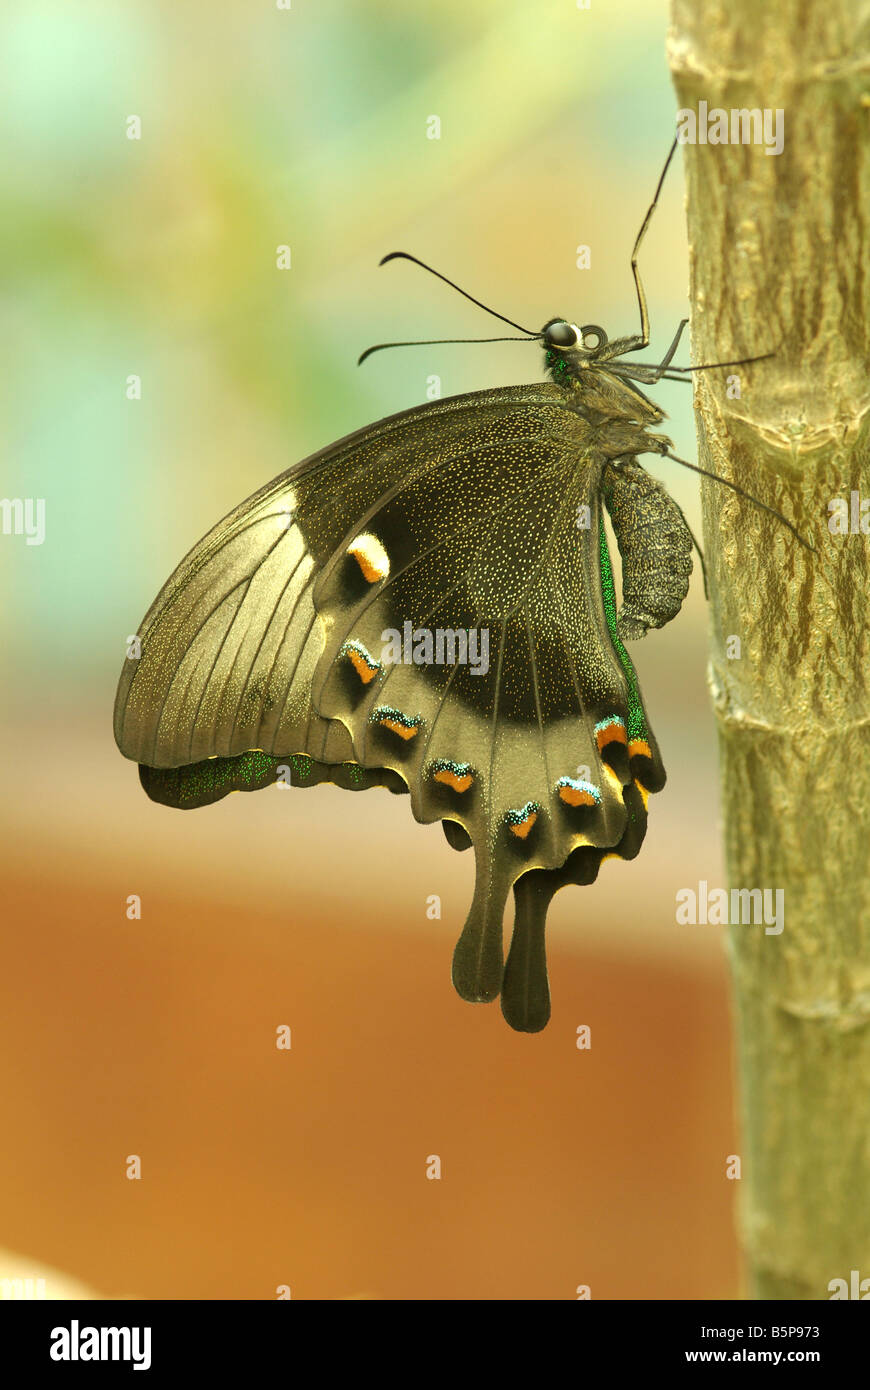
[580, 324, 608, 351]
[544, 321, 578, 349]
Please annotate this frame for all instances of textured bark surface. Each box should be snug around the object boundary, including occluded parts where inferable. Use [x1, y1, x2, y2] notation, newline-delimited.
[669, 2, 870, 1299]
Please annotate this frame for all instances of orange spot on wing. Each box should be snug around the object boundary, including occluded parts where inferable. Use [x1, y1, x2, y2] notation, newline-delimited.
[434, 769, 473, 793]
[347, 648, 378, 684]
[509, 810, 537, 839]
[558, 785, 598, 807]
[381, 718, 418, 741]
[596, 720, 627, 752]
[347, 534, 389, 583]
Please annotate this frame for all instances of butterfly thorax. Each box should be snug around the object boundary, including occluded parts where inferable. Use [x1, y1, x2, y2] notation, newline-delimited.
[545, 350, 665, 430]
[541, 319, 664, 428]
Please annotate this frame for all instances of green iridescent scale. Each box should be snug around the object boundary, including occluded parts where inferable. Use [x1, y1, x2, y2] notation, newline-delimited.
[597, 521, 647, 745]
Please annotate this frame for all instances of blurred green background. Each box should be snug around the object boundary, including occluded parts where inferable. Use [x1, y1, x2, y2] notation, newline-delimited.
[0, 0, 739, 1299]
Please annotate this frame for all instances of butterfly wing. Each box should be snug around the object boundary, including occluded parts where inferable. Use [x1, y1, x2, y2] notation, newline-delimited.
[115, 383, 666, 1028]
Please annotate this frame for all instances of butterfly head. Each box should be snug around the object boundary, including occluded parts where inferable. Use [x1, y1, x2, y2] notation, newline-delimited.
[542, 318, 608, 385]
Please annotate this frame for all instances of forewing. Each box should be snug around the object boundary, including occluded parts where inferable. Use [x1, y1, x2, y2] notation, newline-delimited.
[115, 385, 568, 770]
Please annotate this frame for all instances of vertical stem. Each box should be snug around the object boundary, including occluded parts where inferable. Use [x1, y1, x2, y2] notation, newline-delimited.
[669, 1, 870, 1298]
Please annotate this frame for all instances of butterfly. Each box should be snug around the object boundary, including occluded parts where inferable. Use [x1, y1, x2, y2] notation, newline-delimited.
[114, 139, 807, 1032]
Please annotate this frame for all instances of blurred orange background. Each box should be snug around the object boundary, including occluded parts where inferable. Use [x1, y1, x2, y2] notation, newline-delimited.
[0, 0, 741, 1298]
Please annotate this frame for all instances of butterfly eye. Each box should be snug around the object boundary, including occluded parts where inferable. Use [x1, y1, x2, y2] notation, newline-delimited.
[543, 320, 578, 349]
[580, 324, 608, 351]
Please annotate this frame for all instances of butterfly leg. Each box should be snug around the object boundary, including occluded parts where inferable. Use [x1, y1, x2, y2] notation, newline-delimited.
[646, 318, 689, 381]
[598, 318, 687, 375]
[618, 136, 680, 352]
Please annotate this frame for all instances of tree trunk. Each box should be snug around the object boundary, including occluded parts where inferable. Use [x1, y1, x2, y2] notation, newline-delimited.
[668, 1, 870, 1299]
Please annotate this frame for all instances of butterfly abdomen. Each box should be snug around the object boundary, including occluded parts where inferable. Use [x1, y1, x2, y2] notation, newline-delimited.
[603, 459, 693, 642]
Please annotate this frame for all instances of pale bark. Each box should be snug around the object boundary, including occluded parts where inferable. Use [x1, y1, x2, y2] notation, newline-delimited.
[668, 1, 870, 1299]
